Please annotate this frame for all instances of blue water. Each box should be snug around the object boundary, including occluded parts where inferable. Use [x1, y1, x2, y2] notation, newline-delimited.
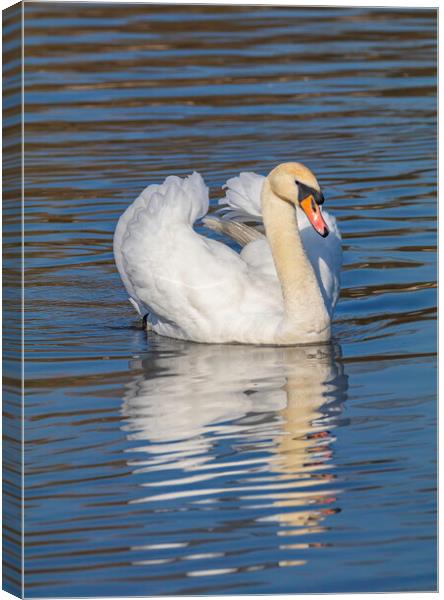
[5, 3, 438, 596]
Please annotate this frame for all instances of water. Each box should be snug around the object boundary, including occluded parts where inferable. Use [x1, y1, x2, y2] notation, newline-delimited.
[4, 3, 437, 596]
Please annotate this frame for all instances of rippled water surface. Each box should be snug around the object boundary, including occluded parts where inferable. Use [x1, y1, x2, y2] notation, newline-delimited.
[7, 3, 438, 596]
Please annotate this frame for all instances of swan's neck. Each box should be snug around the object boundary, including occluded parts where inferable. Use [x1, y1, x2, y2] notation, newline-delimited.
[261, 179, 329, 336]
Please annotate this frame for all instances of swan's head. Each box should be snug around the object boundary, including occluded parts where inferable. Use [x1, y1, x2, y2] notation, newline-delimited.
[268, 162, 329, 238]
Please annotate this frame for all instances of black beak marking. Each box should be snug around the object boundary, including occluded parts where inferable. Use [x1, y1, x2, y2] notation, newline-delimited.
[296, 180, 325, 206]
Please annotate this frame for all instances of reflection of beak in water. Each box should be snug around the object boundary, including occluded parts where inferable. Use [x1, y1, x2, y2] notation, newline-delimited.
[121, 337, 347, 571]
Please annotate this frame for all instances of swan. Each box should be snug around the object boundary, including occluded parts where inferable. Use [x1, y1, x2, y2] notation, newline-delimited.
[114, 162, 342, 345]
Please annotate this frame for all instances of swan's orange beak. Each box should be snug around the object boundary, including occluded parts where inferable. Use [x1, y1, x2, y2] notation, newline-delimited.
[300, 195, 329, 238]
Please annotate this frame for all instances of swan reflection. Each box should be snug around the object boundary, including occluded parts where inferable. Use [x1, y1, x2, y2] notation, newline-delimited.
[121, 337, 347, 569]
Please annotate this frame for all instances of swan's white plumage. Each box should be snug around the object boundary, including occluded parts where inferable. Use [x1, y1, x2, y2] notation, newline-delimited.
[114, 169, 342, 344]
[115, 173, 208, 317]
[222, 171, 264, 218]
[114, 172, 284, 343]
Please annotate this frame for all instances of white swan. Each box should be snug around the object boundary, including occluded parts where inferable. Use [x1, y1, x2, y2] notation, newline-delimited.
[114, 162, 342, 345]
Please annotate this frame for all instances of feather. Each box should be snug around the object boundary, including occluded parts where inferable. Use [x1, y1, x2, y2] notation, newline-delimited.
[202, 216, 264, 247]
